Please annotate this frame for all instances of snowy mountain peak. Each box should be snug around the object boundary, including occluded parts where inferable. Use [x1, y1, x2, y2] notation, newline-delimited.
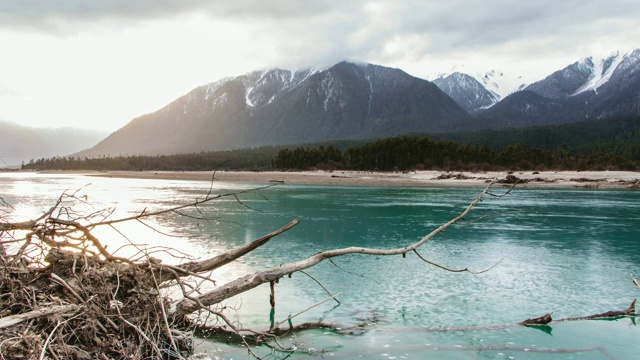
[429, 68, 529, 100]
[433, 72, 500, 112]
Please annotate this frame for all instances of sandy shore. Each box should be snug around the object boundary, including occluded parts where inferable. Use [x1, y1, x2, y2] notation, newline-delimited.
[78, 170, 640, 189]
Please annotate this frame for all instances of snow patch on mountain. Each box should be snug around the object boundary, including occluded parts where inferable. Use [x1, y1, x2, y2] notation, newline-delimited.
[573, 51, 623, 95]
[204, 78, 230, 101]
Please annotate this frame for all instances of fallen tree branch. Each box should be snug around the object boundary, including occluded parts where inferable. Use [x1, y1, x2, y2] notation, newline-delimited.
[173, 183, 495, 318]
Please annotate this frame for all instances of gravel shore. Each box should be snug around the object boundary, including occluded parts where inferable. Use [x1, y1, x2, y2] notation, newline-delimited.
[78, 170, 640, 189]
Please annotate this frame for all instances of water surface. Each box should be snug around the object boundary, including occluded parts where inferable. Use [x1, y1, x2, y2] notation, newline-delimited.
[1, 173, 639, 359]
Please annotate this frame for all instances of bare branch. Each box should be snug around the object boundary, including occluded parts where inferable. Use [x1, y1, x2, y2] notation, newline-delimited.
[173, 183, 495, 317]
[298, 269, 341, 305]
[160, 219, 299, 281]
[91, 185, 276, 227]
[413, 249, 503, 274]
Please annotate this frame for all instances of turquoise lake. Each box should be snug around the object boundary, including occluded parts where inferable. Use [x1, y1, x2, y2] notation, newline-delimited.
[1, 173, 639, 359]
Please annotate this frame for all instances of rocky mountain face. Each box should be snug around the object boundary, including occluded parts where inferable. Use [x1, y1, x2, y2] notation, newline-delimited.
[79, 62, 472, 157]
[432, 72, 500, 112]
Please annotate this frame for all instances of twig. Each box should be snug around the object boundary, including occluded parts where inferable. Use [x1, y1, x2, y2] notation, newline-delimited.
[413, 250, 503, 274]
[147, 255, 181, 358]
[38, 312, 83, 360]
[487, 180, 517, 197]
[299, 270, 340, 304]
[39, 320, 62, 360]
[51, 273, 85, 302]
[270, 292, 342, 331]
[112, 270, 164, 358]
[631, 273, 640, 289]
[328, 258, 379, 284]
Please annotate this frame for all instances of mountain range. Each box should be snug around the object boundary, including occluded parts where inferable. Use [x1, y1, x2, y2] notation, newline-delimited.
[0, 121, 108, 167]
[478, 49, 640, 127]
[3, 48, 640, 165]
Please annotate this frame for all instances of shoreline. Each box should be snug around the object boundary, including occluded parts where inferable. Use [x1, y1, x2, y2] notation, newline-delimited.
[46, 169, 640, 189]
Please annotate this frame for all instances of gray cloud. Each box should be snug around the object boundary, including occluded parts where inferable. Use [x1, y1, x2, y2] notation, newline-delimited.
[2, 0, 639, 73]
[0, 0, 337, 33]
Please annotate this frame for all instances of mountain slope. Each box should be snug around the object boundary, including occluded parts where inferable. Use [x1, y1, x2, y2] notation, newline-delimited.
[80, 62, 472, 157]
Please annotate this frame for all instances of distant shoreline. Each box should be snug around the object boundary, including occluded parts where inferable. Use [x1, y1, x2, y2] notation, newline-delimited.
[39, 169, 640, 189]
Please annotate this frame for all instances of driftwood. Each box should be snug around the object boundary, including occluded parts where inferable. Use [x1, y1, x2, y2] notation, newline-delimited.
[555, 299, 636, 322]
[0, 304, 81, 329]
[519, 312, 553, 326]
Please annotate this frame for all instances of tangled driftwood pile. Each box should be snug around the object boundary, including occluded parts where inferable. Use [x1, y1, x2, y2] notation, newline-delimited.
[0, 187, 300, 359]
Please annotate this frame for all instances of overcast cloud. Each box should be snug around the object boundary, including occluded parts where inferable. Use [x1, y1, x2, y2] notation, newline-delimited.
[1, 0, 639, 130]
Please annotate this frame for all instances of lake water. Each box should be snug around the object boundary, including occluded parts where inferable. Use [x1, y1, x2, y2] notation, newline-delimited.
[1, 172, 639, 359]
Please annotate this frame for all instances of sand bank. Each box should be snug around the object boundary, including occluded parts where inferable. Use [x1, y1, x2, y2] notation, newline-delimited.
[82, 170, 640, 189]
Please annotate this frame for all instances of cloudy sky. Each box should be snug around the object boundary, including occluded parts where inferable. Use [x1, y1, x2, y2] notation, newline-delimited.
[1, 0, 639, 131]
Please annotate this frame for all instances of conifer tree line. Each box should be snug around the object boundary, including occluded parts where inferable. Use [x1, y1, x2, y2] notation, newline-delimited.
[273, 136, 638, 171]
[21, 134, 637, 172]
[20, 148, 279, 171]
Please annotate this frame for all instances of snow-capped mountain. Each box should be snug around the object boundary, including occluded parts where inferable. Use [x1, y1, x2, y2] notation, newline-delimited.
[79, 62, 471, 157]
[429, 67, 531, 101]
[432, 72, 499, 112]
[475, 69, 530, 99]
[480, 48, 640, 126]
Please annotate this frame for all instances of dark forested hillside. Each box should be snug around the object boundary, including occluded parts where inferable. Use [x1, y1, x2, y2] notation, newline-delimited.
[432, 115, 640, 156]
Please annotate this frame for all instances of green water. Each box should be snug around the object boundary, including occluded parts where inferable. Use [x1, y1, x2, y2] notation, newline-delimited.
[2, 173, 639, 359]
